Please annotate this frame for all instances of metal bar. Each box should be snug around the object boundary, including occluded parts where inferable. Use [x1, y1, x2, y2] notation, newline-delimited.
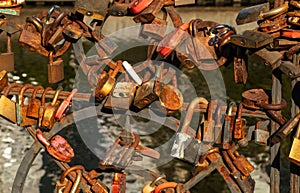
[290, 53, 300, 193]
[270, 69, 282, 193]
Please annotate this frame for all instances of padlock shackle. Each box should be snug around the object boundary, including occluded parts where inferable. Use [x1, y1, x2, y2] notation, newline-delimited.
[256, 99, 287, 111]
[66, 89, 78, 102]
[154, 182, 177, 193]
[3, 82, 22, 96]
[19, 84, 35, 105]
[32, 86, 44, 99]
[51, 88, 62, 106]
[260, 1, 288, 20]
[46, 5, 61, 23]
[70, 170, 82, 193]
[41, 87, 53, 105]
[60, 165, 84, 183]
[181, 97, 209, 134]
[26, 16, 43, 33]
[36, 128, 50, 147]
[226, 102, 236, 116]
[198, 147, 219, 166]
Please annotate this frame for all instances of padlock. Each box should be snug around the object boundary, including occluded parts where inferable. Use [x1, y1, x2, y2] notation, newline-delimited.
[62, 22, 83, 41]
[16, 84, 38, 127]
[0, 70, 8, 91]
[133, 80, 159, 109]
[43, 11, 71, 52]
[251, 48, 282, 69]
[27, 86, 44, 119]
[158, 83, 183, 112]
[202, 101, 216, 143]
[129, 0, 155, 15]
[104, 82, 137, 110]
[227, 148, 255, 178]
[40, 88, 62, 130]
[254, 120, 270, 146]
[142, 176, 167, 193]
[157, 22, 190, 57]
[288, 121, 300, 167]
[55, 165, 84, 193]
[222, 102, 236, 149]
[99, 133, 140, 170]
[0, 82, 22, 123]
[187, 19, 219, 71]
[95, 61, 122, 102]
[48, 52, 64, 84]
[221, 150, 255, 193]
[171, 97, 211, 165]
[38, 87, 53, 128]
[133, 0, 164, 23]
[0, 33, 14, 72]
[55, 88, 78, 120]
[229, 30, 273, 49]
[111, 172, 126, 193]
[234, 46, 248, 84]
[233, 104, 246, 140]
[36, 128, 74, 162]
[18, 18, 48, 56]
[139, 12, 167, 40]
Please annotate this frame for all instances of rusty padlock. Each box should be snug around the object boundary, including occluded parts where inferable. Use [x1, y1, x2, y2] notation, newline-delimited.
[0, 82, 22, 123]
[48, 52, 64, 84]
[18, 18, 48, 56]
[233, 104, 246, 140]
[202, 101, 216, 143]
[158, 83, 183, 112]
[229, 30, 273, 49]
[95, 61, 122, 102]
[227, 148, 255, 178]
[222, 102, 236, 149]
[0, 33, 14, 72]
[133, 0, 164, 23]
[171, 97, 211, 165]
[104, 82, 137, 110]
[16, 84, 38, 127]
[36, 128, 74, 162]
[241, 88, 287, 127]
[153, 182, 177, 193]
[40, 88, 62, 130]
[55, 88, 78, 120]
[233, 46, 248, 84]
[27, 86, 44, 119]
[221, 150, 255, 193]
[188, 19, 219, 71]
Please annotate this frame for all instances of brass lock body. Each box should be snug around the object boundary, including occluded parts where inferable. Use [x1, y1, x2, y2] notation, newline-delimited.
[95, 61, 122, 102]
[40, 88, 61, 130]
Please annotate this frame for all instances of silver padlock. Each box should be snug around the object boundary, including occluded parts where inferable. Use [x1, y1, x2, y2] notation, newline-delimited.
[171, 97, 211, 165]
[254, 120, 270, 145]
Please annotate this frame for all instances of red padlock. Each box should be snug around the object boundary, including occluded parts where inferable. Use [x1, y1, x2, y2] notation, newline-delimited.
[36, 128, 74, 162]
[129, 0, 154, 15]
[55, 88, 78, 120]
[157, 22, 190, 57]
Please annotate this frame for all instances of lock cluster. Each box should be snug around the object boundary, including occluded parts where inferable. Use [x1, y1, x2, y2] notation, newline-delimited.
[1, 0, 300, 193]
